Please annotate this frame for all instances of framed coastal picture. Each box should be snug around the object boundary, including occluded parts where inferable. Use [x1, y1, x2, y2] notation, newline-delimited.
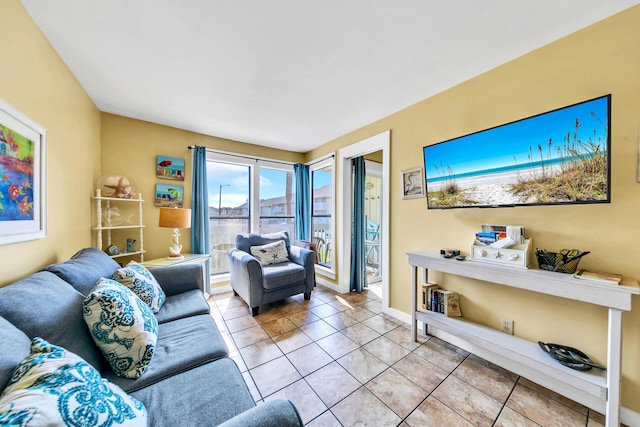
[155, 184, 183, 208]
[401, 166, 425, 199]
[156, 155, 185, 181]
[0, 99, 47, 245]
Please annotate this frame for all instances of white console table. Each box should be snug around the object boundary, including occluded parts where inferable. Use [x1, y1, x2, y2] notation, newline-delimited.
[408, 250, 639, 427]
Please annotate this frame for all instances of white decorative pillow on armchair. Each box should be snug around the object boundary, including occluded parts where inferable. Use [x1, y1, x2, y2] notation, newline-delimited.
[250, 240, 290, 265]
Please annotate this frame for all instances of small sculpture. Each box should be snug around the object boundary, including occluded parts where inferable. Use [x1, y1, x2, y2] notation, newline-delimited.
[126, 238, 136, 253]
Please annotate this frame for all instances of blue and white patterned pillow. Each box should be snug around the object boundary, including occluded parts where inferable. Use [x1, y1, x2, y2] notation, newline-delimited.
[0, 337, 147, 426]
[83, 278, 158, 379]
[112, 261, 166, 313]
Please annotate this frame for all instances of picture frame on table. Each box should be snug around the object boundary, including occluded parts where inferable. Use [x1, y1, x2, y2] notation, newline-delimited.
[0, 99, 47, 245]
[401, 166, 425, 199]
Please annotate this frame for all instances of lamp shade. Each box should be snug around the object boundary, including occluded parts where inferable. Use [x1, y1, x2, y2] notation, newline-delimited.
[159, 207, 191, 229]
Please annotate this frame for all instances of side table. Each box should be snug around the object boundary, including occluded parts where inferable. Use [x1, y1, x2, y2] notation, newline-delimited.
[142, 253, 211, 292]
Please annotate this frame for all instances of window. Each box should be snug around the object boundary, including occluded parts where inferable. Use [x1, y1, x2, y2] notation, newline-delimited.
[206, 152, 295, 276]
[259, 168, 295, 236]
[207, 160, 250, 275]
[310, 157, 334, 271]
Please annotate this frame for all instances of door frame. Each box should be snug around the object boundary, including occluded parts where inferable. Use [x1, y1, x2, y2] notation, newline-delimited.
[337, 130, 390, 310]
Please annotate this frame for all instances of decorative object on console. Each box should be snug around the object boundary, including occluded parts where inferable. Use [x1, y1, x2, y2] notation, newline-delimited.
[538, 341, 605, 371]
[159, 207, 191, 260]
[471, 238, 532, 268]
[535, 248, 589, 274]
[401, 166, 425, 199]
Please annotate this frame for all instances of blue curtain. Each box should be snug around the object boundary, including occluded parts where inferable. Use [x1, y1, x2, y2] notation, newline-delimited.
[350, 157, 367, 292]
[294, 163, 311, 242]
[191, 146, 211, 293]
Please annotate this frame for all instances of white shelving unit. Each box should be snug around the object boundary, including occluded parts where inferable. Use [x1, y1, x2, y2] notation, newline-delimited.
[407, 250, 639, 427]
[94, 189, 145, 262]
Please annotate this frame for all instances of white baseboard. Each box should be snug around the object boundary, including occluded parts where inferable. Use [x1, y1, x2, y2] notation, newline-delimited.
[622, 406, 640, 427]
[209, 284, 232, 295]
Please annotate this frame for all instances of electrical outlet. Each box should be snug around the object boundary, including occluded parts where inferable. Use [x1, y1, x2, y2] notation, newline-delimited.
[501, 317, 513, 335]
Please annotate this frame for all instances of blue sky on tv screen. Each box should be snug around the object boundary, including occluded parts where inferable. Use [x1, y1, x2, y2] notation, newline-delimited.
[423, 96, 609, 181]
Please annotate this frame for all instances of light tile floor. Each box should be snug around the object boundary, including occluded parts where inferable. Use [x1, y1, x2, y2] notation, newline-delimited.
[207, 285, 611, 427]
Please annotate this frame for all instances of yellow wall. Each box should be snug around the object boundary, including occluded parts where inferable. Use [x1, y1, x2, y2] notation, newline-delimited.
[99, 113, 304, 263]
[309, 5, 640, 410]
[0, 0, 101, 285]
[4, 0, 640, 412]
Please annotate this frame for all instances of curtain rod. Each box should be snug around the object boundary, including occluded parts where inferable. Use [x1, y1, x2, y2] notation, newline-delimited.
[187, 145, 334, 167]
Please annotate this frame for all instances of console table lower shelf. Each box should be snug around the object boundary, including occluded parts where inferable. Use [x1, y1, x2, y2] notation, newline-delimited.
[415, 310, 606, 407]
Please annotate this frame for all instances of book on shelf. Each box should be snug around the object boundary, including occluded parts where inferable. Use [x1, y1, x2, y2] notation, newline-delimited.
[421, 283, 439, 310]
[422, 285, 462, 317]
[439, 290, 462, 317]
[573, 269, 622, 284]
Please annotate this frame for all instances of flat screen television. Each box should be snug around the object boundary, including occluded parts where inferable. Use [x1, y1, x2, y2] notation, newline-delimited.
[423, 95, 611, 209]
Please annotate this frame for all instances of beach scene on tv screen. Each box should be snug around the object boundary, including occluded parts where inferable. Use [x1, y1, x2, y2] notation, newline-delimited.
[423, 96, 609, 209]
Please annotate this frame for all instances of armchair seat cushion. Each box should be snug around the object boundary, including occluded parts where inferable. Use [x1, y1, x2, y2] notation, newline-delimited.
[262, 262, 306, 290]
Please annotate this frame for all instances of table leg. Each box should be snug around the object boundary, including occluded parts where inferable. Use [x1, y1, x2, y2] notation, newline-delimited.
[606, 308, 622, 427]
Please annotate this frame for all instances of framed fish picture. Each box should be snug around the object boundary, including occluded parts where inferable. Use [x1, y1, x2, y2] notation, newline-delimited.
[156, 155, 185, 181]
[0, 99, 47, 245]
[155, 184, 183, 208]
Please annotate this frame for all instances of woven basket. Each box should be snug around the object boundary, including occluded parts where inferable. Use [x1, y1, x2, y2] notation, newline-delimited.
[535, 250, 583, 274]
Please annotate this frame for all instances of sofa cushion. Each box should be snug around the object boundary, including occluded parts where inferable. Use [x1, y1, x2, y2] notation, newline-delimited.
[262, 262, 306, 290]
[0, 337, 147, 426]
[45, 247, 121, 295]
[250, 240, 290, 265]
[103, 314, 228, 393]
[83, 278, 158, 379]
[0, 316, 31, 392]
[131, 358, 254, 427]
[236, 231, 291, 255]
[113, 261, 167, 313]
[155, 289, 210, 324]
[0, 271, 104, 371]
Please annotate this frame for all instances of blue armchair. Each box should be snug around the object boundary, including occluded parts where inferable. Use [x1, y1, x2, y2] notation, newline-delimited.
[228, 231, 315, 316]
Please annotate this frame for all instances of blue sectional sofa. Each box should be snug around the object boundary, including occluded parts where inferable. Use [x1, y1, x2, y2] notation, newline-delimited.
[0, 248, 302, 426]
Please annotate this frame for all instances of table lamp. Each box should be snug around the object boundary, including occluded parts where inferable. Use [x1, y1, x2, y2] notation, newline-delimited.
[158, 207, 191, 260]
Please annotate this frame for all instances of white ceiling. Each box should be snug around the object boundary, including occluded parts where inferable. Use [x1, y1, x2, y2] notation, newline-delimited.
[21, 1, 640, 152]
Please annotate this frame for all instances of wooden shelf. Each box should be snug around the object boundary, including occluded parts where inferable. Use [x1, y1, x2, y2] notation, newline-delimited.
[416, 309, 606, 406]
[408, 250, 639, 427]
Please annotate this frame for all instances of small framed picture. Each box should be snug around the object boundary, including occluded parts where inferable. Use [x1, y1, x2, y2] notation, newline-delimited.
[156, 155, 185, 181]
[401, 166, 425, 199]
[155, 184, 183, 207]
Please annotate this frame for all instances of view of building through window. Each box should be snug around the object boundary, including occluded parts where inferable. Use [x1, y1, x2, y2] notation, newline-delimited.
[207, 161, 250, 275]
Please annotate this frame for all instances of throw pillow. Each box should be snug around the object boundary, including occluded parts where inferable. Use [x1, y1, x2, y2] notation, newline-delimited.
[112, 261, 166, 313]
[83, 278, 158, 379]
[0, 337, 147, 426]
[250, 240, 290, 265]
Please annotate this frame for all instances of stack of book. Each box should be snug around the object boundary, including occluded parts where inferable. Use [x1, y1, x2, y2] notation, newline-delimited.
[421, 284, 461, 317]
[573, 269, 622, 285]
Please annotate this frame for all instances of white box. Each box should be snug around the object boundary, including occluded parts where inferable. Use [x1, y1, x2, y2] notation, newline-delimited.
[470, 238, 532, 268]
